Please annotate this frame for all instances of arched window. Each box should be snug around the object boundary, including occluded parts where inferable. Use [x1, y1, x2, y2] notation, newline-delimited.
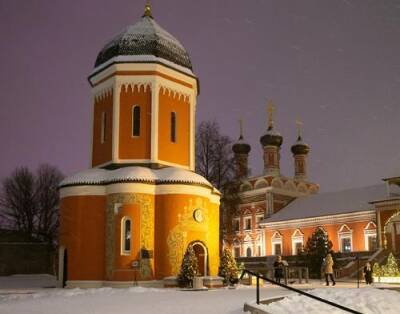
[101, 111, 107, 143]
[246, 247, 252, 257]
[132, 106, 140, 136]
[121, 217, 132, 255]
[170, 112, 176, 142]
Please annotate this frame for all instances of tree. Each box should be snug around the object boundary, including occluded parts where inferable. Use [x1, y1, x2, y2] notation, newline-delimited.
[219, 248, 239, 285]
[195, 121, 235, 190]
[177, 245, 199, 287]
[382, 253, 400, 277]
[0, 164, 64, 246]
[35, 164, 64, 244]
[304, 228, 333, 278]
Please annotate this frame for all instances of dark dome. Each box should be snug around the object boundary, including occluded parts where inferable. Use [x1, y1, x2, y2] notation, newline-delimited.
[260, 126, 283, 147]
[232, 136, 251, 154]
[95, 15, 192, 70]
[291, 136, 310, 155]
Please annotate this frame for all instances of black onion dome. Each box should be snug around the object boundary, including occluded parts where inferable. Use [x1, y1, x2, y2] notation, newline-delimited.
[291, 136, 310, 155]
[260, 126, 283, 147]
[95, 15, 192, 70]
[232, 135, 251, 154]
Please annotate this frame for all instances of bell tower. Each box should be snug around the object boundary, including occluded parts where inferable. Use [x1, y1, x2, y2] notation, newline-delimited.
[89, 3, 198, 171]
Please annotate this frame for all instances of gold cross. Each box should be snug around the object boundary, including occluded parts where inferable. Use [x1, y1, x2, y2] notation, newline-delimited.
[267, 100, 275, 128]
[296, 119, 303, 138]
[239, 118, 243, 138]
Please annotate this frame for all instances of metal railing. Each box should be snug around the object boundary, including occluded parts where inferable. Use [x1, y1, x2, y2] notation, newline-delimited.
[240, 269, 362, 314]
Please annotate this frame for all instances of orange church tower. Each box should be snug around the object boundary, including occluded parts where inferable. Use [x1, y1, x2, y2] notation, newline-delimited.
[58, 3, 221, 288]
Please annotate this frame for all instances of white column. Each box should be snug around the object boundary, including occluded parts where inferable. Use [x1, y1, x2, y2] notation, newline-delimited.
[150, 80, 159, 163]
[189, 92, 196, 171]
[112, 78, 120, 163]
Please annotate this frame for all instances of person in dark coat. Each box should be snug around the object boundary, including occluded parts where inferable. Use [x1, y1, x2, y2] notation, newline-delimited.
[364, 262, 373, 285]
[274, 255, 284, 283]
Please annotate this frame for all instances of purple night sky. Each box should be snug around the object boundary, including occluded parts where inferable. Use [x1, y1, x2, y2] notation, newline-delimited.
[0, 0, 399, 192]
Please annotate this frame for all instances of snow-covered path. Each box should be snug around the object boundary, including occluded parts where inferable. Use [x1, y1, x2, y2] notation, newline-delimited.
[1, 275, 399, 314]
[0, 284, 290, 314]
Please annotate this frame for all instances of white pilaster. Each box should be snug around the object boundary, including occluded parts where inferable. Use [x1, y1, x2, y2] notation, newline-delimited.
[112, 78, 120, 162]
[151, 80, 160, 162]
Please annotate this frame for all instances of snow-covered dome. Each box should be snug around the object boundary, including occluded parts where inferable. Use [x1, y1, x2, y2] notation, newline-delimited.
[60, 166, 213, 188]
[260, 126, 283, 147]
[94, 7, 192, 70]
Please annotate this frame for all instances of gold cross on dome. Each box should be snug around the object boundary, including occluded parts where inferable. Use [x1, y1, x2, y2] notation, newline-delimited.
[144, 0, 152, 18]
[267, 100, 275, 128]
[296, 119, 303, 138]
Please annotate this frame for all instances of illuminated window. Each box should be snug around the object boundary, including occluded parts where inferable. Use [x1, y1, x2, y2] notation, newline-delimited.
[171, 112, 176, 142]
[132, 106, 140, 136]
[121, 217, 132, 255]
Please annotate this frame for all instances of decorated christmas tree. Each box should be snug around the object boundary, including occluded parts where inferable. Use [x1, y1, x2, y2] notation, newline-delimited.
[304, 228, 333, 278]
[372, 262, 383, 278]
[382, 253, 400, 277]
[219, 248, 239, 285]
[177, 245, 199, 287]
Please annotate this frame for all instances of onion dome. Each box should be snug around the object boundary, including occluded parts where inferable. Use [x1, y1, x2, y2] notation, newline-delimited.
[232, 135, 251, 154]
[260, 101, 283, 147]
[291, 136, 310, 155]
[94, 3, 192, 70]
[260, 126, 283, 147]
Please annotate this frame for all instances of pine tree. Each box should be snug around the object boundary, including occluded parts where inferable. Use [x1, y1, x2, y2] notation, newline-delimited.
[304, 228, 333, 278]
[382, 253, 400, 277]
[372, 262, 382, 278]
[219, 248, 239, 285]
[177, 246, 199, 287]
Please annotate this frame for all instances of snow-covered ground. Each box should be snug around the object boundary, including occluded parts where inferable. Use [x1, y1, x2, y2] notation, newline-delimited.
[262, 288, 400, 314]
[0, 275, 399, 314]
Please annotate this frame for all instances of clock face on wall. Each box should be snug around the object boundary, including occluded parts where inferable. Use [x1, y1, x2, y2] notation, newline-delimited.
[193, 209, 204, 222]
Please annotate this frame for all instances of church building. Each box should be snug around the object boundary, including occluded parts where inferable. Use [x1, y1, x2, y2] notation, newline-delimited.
[59, 3, 221, 288]
[224, 104, 400, 259]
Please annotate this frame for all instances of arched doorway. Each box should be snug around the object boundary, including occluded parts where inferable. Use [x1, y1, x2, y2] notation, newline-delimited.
[384, 212, 400, 253]
[192, 242, 207, 276]
[246, 247, 252, 257]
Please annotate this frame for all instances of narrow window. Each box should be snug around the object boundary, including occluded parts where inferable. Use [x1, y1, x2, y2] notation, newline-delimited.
[101, 112, 106, 143]
[246, 247, 252, 257]
[170, 112, 176, 142]
[132, 106, 140, 136]
[121, 217, 132, 255]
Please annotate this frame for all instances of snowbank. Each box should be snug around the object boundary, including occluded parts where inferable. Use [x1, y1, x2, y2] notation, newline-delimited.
[263, 287, 400, 314]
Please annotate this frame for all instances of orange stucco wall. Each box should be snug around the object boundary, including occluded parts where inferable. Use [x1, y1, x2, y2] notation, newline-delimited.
[154, 194, 219, 280]
[59, 188, 220, 283]
[59, 196, 106, 280]
[158, 91, 190, 167]
[265, 220, 374, 256]
[92, 92, 113, 167]
[119, 84, 152, 160]
[111, 203, 142, 281]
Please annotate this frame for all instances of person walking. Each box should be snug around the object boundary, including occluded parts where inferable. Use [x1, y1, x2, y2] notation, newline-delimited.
[274, 255, 284, 284]
[364, 262, 373, 285]
[324, 253, 336, 286]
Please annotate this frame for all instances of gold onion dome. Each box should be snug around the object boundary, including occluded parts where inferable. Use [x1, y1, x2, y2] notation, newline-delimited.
[260, 100, 283, 147]
[291, 135, 310, 155]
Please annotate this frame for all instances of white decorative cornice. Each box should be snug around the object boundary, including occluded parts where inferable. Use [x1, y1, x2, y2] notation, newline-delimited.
[261, 210, 376, 230]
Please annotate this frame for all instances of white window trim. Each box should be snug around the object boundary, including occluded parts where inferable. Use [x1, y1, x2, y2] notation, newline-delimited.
[271, 232, 283, 255]
[291, 237, 304, 255]
[244, 216, 252, 230]
[338, 231, 353, 253]
[121, 216, 132, 256]
[364, 222, 377, 251]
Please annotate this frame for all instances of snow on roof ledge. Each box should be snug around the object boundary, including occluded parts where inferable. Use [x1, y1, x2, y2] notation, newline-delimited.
[60, 166, 216, 190]
[89, 55, 195, 80]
